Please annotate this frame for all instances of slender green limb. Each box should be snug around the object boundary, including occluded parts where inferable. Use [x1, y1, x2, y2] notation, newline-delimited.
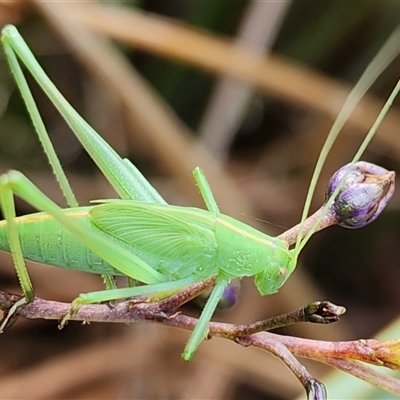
[61, 276, 199, 326]
[1, 25, 185, 332]
[0, 171, 166, 285]
[122, 159, 167, 204]
[182, 276, 230, 361]
[2, 30, 77, 208]
[102, 275, 118, 290]
[3, 25, 168, 322]
[193, 167, 220, 214]
[0, 172, 35, 332]
[0, 297, 29, 332]
[77, 276, 198, 305]
[1, 25, 153, 202]
[0, 176, 34, 303]
[2, 24, 166, 205]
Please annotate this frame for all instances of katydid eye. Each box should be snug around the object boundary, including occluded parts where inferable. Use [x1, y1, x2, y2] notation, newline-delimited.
[278, 267, 287, 277]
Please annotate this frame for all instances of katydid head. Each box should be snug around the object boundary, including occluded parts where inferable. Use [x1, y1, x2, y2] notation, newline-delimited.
[254, 246, 296, 296]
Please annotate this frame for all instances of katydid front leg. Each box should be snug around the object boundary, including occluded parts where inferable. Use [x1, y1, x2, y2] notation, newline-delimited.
[180, 167, 228, 360]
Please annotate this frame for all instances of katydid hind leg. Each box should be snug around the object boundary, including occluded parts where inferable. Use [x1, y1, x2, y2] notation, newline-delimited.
[2, 27, 77, 208]
[122, 159, 167, 204]
[3, 28, 115, 325]
[1, 25, 193, 330]
[0, 175, 34, 331]
[1, 25, 159, 202]
[2, 25, 175, 306]
[3, 24, 166, 204]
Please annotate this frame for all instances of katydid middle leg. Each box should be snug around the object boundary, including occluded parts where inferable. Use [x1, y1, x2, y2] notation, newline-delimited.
[192, 167, 220, 214]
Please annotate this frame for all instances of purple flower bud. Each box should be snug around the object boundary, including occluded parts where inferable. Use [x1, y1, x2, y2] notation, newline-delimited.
[326, 161, 395, 229]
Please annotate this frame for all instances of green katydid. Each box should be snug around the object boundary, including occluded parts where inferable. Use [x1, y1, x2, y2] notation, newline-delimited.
[0, 24, 397, 364]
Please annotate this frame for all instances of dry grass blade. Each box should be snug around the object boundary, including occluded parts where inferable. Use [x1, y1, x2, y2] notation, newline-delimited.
[61, 1, 400, 156]
[199, 0, 290, 159]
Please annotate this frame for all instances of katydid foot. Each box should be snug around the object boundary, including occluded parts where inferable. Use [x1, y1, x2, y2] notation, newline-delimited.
[0, 296, 29, 332]
[58, 298, 83, 329]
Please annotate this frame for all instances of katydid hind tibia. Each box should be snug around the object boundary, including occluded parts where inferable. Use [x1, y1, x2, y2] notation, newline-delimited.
[0, 25, 396, 363]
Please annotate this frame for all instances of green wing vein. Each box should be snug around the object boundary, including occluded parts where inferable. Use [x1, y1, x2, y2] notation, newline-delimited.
[90, 202, 218, 278]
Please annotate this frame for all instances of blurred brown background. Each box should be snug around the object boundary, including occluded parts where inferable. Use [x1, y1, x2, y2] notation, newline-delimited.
[0, 1, 400, 399]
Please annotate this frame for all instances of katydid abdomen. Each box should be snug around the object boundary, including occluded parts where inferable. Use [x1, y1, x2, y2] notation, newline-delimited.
[0, 207, 122, 275]
[0, 200, 295, 296]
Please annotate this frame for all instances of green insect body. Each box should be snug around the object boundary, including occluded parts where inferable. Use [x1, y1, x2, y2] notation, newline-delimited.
[91, 202, 295, 295]
[0, 24, 398, 365]
[0, 201, 295, 296]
